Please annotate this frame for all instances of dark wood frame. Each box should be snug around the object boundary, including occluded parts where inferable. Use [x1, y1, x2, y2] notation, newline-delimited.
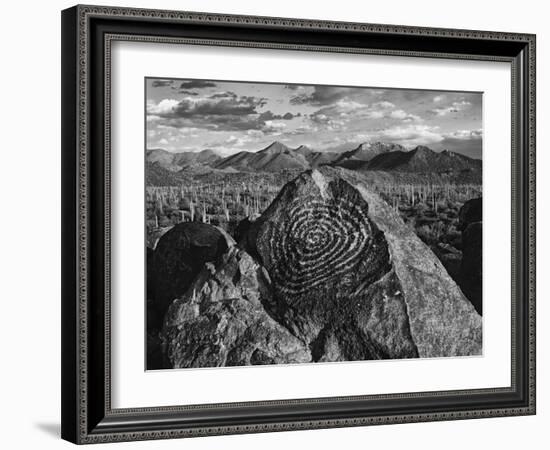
[61, 4, 536, 444]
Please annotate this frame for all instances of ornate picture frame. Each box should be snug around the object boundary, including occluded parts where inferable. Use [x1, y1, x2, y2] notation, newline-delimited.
[61, 5, 536, 444]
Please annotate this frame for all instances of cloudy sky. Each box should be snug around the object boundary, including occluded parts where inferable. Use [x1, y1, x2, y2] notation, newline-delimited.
[146, 78, 482, 158]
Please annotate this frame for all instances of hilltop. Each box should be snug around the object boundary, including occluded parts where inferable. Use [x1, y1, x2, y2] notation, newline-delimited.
[332, 142, 407, 169]
[213, 141, 310, 172]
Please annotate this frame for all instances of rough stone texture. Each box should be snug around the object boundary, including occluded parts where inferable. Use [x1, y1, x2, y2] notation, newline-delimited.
[460, 222, 483, 315]
[355, 182, 481, 358]
[244, 167, 482, 360]
[151, 222, 229, 323]
[163, 247, 311, 368]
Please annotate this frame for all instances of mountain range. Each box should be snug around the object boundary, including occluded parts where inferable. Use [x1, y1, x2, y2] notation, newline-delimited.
[146, 148, 221, 172]
[365, 146, 482, 173]
[332, 142, 407, 169]
[146, 141, 481, 177]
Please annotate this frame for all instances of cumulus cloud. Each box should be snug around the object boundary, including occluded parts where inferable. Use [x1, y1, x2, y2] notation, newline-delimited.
[291, 86, 368, 105]
[438, 129, 483, 158]
[147, 99, 180, 115]
[146, 78, 482, 157]
[379, 124, 444, 146]
[308, 99, 421, 129]
[247, 130, 265, 138]
[372, 101, 395, 109]
[443, 129, 482, 140]
[146, 92, 304, 133]
[148, 92, 261, 116]
[287, 124, 320, 136]
[430, 100, 471, 116]
[347, 125, 444, 148]
[389, 109, 422, 121]
[263, 120, 287, 134]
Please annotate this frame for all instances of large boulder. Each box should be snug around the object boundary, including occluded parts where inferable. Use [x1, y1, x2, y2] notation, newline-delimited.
[163, 246, 311, 368]
[243, 167, 482, 360]
[147, 225, 173, 250]
[456, 198, 483, 314]
[460, 222, 482, 314]
[150, 222, 229, 326]
[458, 197, 482, 231]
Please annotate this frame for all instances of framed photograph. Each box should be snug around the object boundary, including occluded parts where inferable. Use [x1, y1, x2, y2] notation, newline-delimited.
[61, 5, 536, 444]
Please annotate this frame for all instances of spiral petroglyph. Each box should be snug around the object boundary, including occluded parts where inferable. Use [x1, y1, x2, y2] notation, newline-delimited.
[256, 176, 391, 307]
[266, 196, 374, 294]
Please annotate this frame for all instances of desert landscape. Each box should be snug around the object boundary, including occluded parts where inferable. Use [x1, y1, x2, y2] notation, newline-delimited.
[145, 79, 483, 370]
[145, 139, 483, 369]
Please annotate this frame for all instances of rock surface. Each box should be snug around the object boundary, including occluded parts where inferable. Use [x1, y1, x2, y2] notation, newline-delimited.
[147, 225, 174, 250]
[151, 222, 229, 324]
[458, 197, 482, 231]
[455, 198, 483, 314]
[460, 221, 483, 314]
[163, 246, 311, 368]
[243, 167, 482, 359]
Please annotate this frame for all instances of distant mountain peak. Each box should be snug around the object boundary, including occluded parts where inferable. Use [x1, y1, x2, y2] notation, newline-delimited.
[365, 144, 481, 175]
[213, 141, 309, 173]
[294, 144, 314, 157]
[262, 141, 290, 153]
[413, 145, 434, 153]
[146, 148, 222, 172]
[355, 142, 371, 149]
[355, 141, 406, 154]
[332, 141, 406, 169]
[409, 145, 435, 159]
[199, 148, 219, 155]
[440, 149, 460, 157]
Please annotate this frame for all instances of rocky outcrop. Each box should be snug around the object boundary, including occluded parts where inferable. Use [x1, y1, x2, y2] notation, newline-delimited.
[155, 168, 482, 368]
[163, 246, 311, 368]
[147, 226, 174, 250]
[242, 167, 482, 360]
[455, 198, 483, 315]
[150, 222, 229, 326]
[460, 224, 482, 315]
[458, 197, 482, 231]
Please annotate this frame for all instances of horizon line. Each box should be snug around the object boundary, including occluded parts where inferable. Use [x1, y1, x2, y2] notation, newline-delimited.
[146, 140, 482, 160]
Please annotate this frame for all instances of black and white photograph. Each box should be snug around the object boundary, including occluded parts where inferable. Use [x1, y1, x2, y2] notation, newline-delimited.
[1, 0, 543, 446]
[145, 78, 484, 370]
